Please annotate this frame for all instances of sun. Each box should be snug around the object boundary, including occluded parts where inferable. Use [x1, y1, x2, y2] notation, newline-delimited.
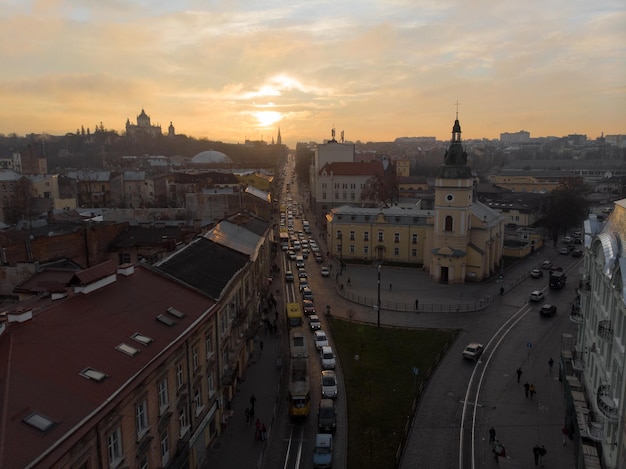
[253, 111, 282, 127]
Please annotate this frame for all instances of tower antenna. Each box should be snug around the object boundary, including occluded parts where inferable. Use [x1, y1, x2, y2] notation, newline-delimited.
[455, 100, 461, 119]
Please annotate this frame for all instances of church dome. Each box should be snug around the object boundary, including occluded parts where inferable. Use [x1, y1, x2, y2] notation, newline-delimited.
[191, 150, 233, 164]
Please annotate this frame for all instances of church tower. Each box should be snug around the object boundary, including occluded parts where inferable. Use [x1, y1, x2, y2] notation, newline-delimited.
[430, 114, 473, 284]
[276, 128, 282, 146]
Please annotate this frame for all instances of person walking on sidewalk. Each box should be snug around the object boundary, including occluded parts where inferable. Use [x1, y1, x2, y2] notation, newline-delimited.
[489, 427, 496, 443]
[533, 444, 541, 465]
[261, 422, 267, 441]
[415, 299, 419, 310]
[562, 426, 569, 445]
[529, 383, 536, 400]
[524, 382, 530, 398]
[548, 357, 555, 374]
[255, 418, 261, 441]
[516, 367, 523, 383]
[245, 407, 250, 423]
[250, 394, 257, 412]
[539, 445, 547, 464]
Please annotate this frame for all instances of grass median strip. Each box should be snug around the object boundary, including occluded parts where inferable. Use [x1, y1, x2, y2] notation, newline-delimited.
[329, 317, 459, 469]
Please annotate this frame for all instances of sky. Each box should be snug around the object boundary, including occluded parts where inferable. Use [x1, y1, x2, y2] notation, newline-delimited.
[0, 0, 624, 147]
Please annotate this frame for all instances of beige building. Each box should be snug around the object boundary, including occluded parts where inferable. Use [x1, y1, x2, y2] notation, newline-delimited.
[327, 117, 504, 284]
[489, 170, 577, 193]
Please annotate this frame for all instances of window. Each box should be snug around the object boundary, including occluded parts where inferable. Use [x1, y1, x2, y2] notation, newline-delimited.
[377, 231, 383, 242]
[336, 230, 342, 239]
[23, 412, 56, 432]
[445, 216, 453, 231]
[349, 231, 355, 241]
[351, 192, 355, 200]
[394, 233, 400, 243]
[364, 232, 369, 241]
[350, 245, 355, 254]
[158, 378, 169, 413]
[342, 183, 347, 189]
[322, 192, 327, 200]
[335, 192, 339, 199]
[136, 399, 149, 437]
[411, 248, 417, 257]
[179, 405, 190, 437]
[176, 362, 184, 389]
[364, 246, 369, 254]
[322, 183, 327, 189]
[194, 387, 203, 416]
[394, 248, 400, 256]
[207, 372, 215, 397]
[412, 234, 418, 244]
[334, 183, 339, 189]
[192, 346, 199, 370]
[206, 335, 213, 358]
[342, 192, 347, 200]
[107, 426, 123, 467]
[132, 332, 154, 346]
[160, 429, 170, 466]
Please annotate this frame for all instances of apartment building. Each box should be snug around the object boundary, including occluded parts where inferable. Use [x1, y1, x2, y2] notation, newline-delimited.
[563, 198, 626, 468]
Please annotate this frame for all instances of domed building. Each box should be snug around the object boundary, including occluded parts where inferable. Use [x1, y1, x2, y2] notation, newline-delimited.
[191, 150, 233, 166]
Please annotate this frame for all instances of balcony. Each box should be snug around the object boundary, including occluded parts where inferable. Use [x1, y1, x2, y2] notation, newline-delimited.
[598, 320, 613, 341]
[569, 311, 583, 324]
[597, 384, 619, 422]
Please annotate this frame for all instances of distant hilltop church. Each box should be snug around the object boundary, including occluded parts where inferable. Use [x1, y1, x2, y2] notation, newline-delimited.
[125, 108, 175, 140]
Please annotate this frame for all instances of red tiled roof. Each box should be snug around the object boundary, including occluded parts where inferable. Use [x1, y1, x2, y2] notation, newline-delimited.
[0, 265, 215, 469]
[71, 259, 116, 285]
[318, 161, 384, 177]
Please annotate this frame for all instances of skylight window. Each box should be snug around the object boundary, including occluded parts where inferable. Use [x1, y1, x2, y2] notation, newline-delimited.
[80, 367, 108, 382]
[116, 343, 140, 356]
[131, 332, 154, 346]
[23, 412, 57, 432]
[157, 314, 176, 326]
[167, 306, 184, 318]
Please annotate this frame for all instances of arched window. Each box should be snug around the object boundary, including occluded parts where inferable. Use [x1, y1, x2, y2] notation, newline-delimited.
[445, 216, 453, 232]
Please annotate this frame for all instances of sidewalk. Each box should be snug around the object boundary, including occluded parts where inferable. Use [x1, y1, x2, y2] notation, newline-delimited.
[201, 324, 283, 469]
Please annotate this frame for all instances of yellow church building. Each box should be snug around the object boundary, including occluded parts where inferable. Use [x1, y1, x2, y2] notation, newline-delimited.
[326, 117, 505, 284]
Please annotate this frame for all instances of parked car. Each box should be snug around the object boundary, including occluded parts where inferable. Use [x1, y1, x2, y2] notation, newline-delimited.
[321, 370, 338, 399]
[529, 290, 545, 302]
[462, 343, 484, 361]
[313, 433, 333, 468]
[320, 346, 336, 370]
[317, 399, 337, 433]
[559, 247, 570, 255]
[321, 266, 330, 277]
[309, 315, 321, 331]
[303, 299, 316, 316]
[540, 304, 557, 317]
[530, 269, 544, 279]
[314, 330, 329, 349]
[572, 249, 583, 258]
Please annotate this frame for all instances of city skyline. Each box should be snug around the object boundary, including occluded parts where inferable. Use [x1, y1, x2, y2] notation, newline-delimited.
[0, 1, 624, 147]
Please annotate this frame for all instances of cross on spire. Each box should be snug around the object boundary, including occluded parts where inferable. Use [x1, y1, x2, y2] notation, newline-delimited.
[455, 100, 461, 119]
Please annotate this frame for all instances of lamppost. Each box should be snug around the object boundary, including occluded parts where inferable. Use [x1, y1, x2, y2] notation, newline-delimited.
[338, 232, 343, 273]
[377, 264, 381, 328]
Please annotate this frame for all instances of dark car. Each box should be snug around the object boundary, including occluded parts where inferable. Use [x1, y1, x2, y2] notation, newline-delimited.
[317, 399, 337, 433]
[572, 249, 583, 258]
[540, 304, 557, 317]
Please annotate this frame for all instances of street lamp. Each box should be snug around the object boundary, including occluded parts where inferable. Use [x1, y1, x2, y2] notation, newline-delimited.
[377, 264, 381, 328]
[338, 232, 343, 273]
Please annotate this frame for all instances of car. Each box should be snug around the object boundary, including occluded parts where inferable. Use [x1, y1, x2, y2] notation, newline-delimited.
[287, 250, 297, 260]
[314, 330, 329, 349]
[313, 433, 333, 468]
[321, 266, 330, 277]
[530, 269, 544, 279]
[462, 343, 484, 361]
[298, 269, 308, 279]
[303, 299, 316, 316]
[320, 345, 336, 370]
[572, 249, 583, 258]
[562, 236, 572, 243]
[315, 254, 324, 263]
[559, 247, 570, 255]
[302, 287, 314, 301]
[285, 271, 294, 282]
[321, 370, 338, 399]
[317, 399, 337, 433]
[302, 249, 310, 259]
[296, 256, 305, 268]
[299, 279, 309, 291]
[541, 260, 552, 269]
[292, 241, 301, 251]
[309, 314, 321, 331]
[540, 304, 557, 317]
[529, 290, 544, 302]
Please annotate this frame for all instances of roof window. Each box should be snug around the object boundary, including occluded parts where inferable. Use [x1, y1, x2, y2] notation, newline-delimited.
[116, 343, 140, 356]
[157, 314, 176, 326]
[23, 412, 57, 432]
[131, 332, 154, 346]
[80, 367, 108, 382]
[167, 306, 185, 318]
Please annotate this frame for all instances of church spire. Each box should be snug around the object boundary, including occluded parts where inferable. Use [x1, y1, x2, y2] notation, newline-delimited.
[276, 127, 282, 146]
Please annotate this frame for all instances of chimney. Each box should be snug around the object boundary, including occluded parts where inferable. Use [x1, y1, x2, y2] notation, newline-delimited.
[117, 263, 135, 276]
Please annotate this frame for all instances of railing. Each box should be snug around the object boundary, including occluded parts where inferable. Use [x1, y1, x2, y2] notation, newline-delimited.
[597, 384, 619, 421]
[598, 320, 613, 341]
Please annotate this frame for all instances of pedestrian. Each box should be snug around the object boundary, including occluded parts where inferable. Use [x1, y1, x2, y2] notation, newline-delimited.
[249, 405, 255, 420]
[539, 445, 547, 464]
[548, 358, 555, 374]
[347, 277, 351, 286]
[489, 427, 496, 443]
[415, 299, 419, 310]
[245, 407, 250, 423]
[524, 382, 530, 398]
[492, 440, 504, 461]
[529, 383, 536, 400]
[261, 422, 267, 441]
[516, 367, 523, 383]
[389, 282, 392, 291]
[500, 286, 504, 296]
[250, 394, 256, 411]
[562, 425, 569, 445]
[255, 418, 261, 440]
[260, 340, 264, 354]
[533, 444, 540, 465]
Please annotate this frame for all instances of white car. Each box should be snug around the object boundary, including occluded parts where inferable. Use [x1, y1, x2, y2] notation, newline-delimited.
[321, 267, 330, 277]
[321, 370, 338, 399]
[320, 346, 336, 369]
[462, 343, 484, 361]
[314, 330, 329, 349]
[309, 315, 321, 331]
[530, 290, 545, 302]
